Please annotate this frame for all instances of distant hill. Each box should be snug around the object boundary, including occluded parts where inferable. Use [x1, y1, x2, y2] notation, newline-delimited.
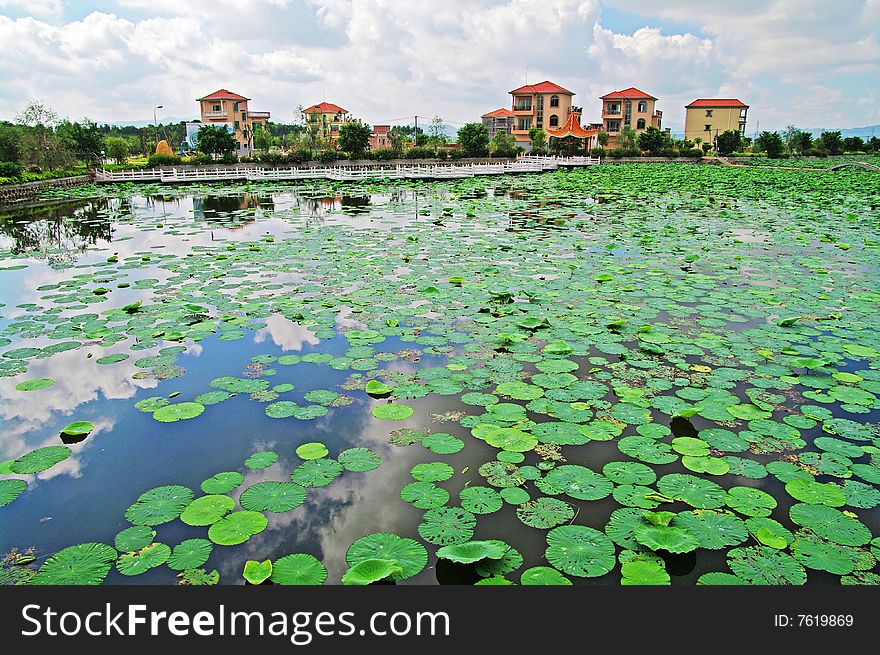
[105, 117, 196, 127]
[802, 125, 878, 139]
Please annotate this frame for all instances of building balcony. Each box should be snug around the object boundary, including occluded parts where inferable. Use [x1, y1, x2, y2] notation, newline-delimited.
[512, 107, 533, 115]
[250, 111, 270, 119]
[203, 110, 227, 118]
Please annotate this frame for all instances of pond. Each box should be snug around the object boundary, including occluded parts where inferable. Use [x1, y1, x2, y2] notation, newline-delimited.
[1, 164, 879, 586]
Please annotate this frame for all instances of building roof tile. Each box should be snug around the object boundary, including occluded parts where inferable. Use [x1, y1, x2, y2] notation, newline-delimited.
[509, 81, 574, 95]
[600, 87, 656, 100]
[686, 98, 749, 108]
[304, 102, 348, 114]
[198, 89, 249, 101]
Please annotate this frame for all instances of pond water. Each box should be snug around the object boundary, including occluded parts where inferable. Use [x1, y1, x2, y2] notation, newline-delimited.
[1, 165, 879, 586]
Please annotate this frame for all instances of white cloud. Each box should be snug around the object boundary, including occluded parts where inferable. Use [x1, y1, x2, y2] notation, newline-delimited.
[0, 1, 876, 130]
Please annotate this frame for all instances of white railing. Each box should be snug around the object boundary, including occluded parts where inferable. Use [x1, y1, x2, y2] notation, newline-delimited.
[93, 157, 601, 184]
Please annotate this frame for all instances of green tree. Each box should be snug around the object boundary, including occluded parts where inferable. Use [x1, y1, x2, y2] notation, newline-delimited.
[597, 130, 609, 147]
[818, 131, 843, 155]
[0, 124, 22, 162]
[253, 124, 278, 153]
[457, 123, 490, 157]
[755, 131, 784, 158]
[429, 115, 445, 138]
[528, 128, 547, 154]
[783, 127, 812, 155]
[195, 124, 238, 158]
[103, 136, 130, 164]
[616, 125, 638, 153]
[636, 126, 667, 155]
[56, 119, 104, 164]
[338, 121, 372, 156]
[842, 136, 865, 152]
[489, 131, 517, 157]
[715, 129, 742, 156]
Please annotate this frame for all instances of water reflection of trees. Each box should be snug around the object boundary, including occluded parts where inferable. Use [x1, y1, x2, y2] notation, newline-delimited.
[0, 200, 112, 265]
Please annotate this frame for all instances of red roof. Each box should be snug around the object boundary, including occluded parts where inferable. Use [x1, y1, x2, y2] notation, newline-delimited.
[601, 87, 656, 100]
[546, 112, 598, 139]
[304, 102, 348, 114]
[482, 108, 514, 118]
[686, 98, 748, 108]
[198, 89, 249, 101]
[510, 81, 574, 95]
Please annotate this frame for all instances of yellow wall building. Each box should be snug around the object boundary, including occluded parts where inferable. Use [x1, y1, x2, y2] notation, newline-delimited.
[196, 89, 270, 155]
[508, 81, 575, 151]
[303, 102, 352, 144]
[684, 99, 748, 144]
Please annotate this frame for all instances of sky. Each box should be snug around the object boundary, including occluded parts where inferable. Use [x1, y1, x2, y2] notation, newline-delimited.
[0, 0, 878, 135]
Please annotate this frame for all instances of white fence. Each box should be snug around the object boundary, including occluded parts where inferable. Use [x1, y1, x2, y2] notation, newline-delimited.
[94, 156, 600, 183]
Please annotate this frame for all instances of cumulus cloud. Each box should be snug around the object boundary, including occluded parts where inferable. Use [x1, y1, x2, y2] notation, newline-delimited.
[0, 0, 876, 131]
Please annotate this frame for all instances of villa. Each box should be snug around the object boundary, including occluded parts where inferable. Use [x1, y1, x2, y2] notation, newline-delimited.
[481, 108, 515, 140]
[303, 102, 352, 144]
[684, 99, 749, 144]
[189, 89, 270, 156]
[600, 87, 662, 147]
[508, 81, 577, 151]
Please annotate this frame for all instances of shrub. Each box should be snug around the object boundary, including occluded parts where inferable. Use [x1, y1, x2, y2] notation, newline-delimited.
[659, 147, 678, 158]
[448, 150, 467, 160]
[26, 164, 42, 173]
[589, 147, 605, 158]
[147, 153, 181, 167]
[0, 161, 23, 179]
[369, 148, 398, 161]
[403, 147, 436, 159]
[680, 148, 704, 158]
[317, 150, 338, 163]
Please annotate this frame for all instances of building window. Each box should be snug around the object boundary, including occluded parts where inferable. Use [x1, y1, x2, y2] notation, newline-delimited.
[606, 102, 620, 115]
[550, 95, 559, 107]
[517, 118, 532, 130]
[212, 104, 221, 112]
[606, 120, 621, 132]
[638, 101, 647, 112]
[234, 120, 240, 130]
[234, 102, 239, 112]
[514, 97, 532, 111]
[705, 109, 713, 117]
[636, 118, 646, 129]
[242, 112, 247, 120]
[705, 124, 712, 131]
[549, 115, 559, 127]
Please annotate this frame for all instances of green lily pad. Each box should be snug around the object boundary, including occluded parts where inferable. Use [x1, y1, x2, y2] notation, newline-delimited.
[338, 447, 382, 472]
[240, 482, 307, 513]
[346, 533, 428, 580]
[245, 451, 278, 469]
[10, 445, 71, 474]
[296, 442, 329, 460]
[271, 554, 328, 585]
[30, 542, 117, 585]
[125, 485, 194, 526]
[152, 401, 205, 423]
[342, 558, 403, 585]
[418, 507, 477, 545]
[208, 510, 268, 546]
[200, 471, 245, 495]
[167, 539, 213, 570]
[371, 404, 413, 420]
[290, 458, 344, 487]
[243, 559, 274, 585]
[545, 525, 616, 578]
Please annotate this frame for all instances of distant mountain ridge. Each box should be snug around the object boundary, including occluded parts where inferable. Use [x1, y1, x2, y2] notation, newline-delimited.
[802, 125, 878, 139]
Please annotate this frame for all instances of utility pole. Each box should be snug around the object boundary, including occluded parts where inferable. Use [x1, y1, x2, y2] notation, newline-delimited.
[153, 105, 163, 152]
[414, 115, 418, 141]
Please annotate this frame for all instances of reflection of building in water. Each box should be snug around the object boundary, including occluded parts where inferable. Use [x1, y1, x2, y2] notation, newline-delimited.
[297, 194, 372, 221]
[0, 200, 112, 264]
[192, 193, 272, 227]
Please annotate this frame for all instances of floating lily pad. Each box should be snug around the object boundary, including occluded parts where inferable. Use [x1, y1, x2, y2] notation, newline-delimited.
[152, 401, 205, 423]
[372, 404, 413, 420]
[460, 486, 503, 514]
[516, 497, 574, 529]
[245, 451, 278, 469]
[0, 479, 27, 507]
[296, 442, 329, 460]
[520, 566, 572, 586]
[342, 558, 403, 585]
[167, 539, 213, 570]
[117, 543, 171, 576]
[436, 540, 509, 564]
[125, 485, 194, 526]
[15, 378, 54, 391]
[620, 560, 670, 585]
[400, 481, 449, 509]
[208, 510, 268, 546]
[200, 471, 245, 495]
[290, 459, 344, 487]
[10, 445, 71, 475]
[114, 525, 155, 552]
[545, 525, 616, 578]
[271, 554, 328, 585]
[418, 507, 477, 545]
[411, 462, 454, 482]
[346, 533, 428, 580]
[30, 542, 117, 585]
[338, 447, 382, 472]
[243, 559, 274, 585]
